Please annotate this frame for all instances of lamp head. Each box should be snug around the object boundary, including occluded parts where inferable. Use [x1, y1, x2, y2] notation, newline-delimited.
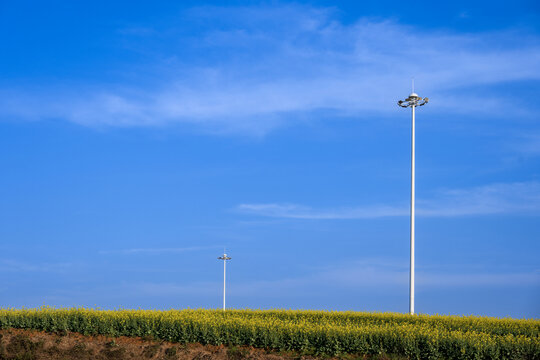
[398, 93, 428, 108]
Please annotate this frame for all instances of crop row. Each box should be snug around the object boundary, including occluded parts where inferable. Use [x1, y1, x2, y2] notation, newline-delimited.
[0, 308, 538, 359]
[222, 309, 539, 337]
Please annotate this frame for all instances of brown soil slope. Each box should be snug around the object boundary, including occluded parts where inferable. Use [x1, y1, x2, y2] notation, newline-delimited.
[0, 328, 284, 360]
[0, 328, 402, 360]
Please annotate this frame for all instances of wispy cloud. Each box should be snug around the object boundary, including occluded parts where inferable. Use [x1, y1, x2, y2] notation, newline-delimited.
[237, 203, 407, 219]
[100, 246, 220, 255]
[236, 181, 540, 219]
[419, 181, 540, 216]
[514, 134, 540, 156]
[419, 271, 540, 287]
[0, 259, 72, 272]
[1, 5, 539, 134]
[125, 258, 539, 300]
[310, 259, 539, 288]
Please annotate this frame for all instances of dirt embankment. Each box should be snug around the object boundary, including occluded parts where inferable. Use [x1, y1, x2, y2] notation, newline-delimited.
[0, 328, 406, 360]
[0, 328, 302, 360]
[0, 328, 329, 360]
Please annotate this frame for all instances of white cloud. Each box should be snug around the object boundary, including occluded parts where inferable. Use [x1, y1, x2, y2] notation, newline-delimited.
[1, 5, 539, 134]
[0, 259, 72, 272]
[237, 203, 408, 219]
[236, 181, 540, 219]
[514, 134, 540, 156]
[419, 271, 540, 287]
[419, 181, 540, 216]
[124, 258, 539, 300]
[310, 259, 539, 289]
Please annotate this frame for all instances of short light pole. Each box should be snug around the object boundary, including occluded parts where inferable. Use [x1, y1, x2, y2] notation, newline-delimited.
[217, 253, 231, 311]
[398, 90, 428, 315]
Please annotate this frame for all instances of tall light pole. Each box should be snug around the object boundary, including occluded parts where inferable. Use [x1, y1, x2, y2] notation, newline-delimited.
[217, 253, 231, 311]
[398, 90, 428, 315]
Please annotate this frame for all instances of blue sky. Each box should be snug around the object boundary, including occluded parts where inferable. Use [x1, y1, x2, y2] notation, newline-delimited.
[0, 0, 539, 318]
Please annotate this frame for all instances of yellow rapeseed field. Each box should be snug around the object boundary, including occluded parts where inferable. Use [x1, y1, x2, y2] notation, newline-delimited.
[0, 307, 538, 359]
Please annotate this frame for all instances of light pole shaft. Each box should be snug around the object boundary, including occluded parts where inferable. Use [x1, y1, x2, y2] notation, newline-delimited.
[223, 259, 227, 311]
[398, 92, 427, 314]
[410, 105, 415, 315]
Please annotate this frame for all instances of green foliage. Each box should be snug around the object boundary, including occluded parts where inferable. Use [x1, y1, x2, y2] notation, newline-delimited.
[0, 307, 538, 359]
